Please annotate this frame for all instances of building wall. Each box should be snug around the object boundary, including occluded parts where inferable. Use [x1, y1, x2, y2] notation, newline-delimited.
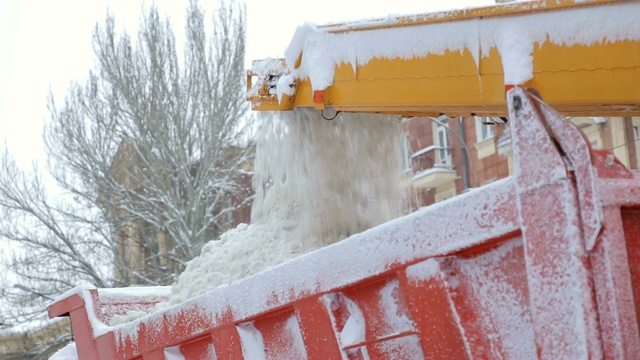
[0, 319, 70, 360]
[402, 116, 639, 211]
[466, 117, 510, 187]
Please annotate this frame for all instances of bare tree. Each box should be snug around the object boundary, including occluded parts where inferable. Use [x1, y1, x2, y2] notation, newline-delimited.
[0, 0, 252, 329]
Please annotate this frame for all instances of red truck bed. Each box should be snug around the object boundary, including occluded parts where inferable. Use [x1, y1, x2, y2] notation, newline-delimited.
[49, 88, 640, 359]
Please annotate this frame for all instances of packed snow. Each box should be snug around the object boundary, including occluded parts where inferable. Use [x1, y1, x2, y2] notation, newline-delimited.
[167, 109, 403, 304]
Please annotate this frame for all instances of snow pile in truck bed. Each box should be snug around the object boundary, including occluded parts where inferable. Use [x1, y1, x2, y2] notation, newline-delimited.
[284, 2, 640, 87]
[167, 109, 402, 305]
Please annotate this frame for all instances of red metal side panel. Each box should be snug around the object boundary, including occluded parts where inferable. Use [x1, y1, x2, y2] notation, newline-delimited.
[332, 277, 423, 359]
[178, 336, 216, 360]
[336, 277, 424, 359]
[449, 237, 534, 359]
[110, 329, 141, 360]
[623, 209, 640, 329]
[95, 333, 118, 360]
[294, 297, 344, 360]
[250, 311, 307, 359]
[592, 206, 640, 359]
[519, 182, 601, 357]
[69, 307, 100, 360]
[398, 236, 533, 359]
[137, 319, 171, 357]
[142, 350, 165, 360]
[399, 261, 470, 360]
[211, 326, 244, 359]
[164, 303, 220, 347]
[48, 294, 99, 360]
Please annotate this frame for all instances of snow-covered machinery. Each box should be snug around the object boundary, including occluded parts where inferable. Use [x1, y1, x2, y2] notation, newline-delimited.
[247, 0, 640, 117]
[49, 1, 640, 359]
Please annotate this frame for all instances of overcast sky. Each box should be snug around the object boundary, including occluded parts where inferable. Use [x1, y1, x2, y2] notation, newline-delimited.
[0, 0, 495, 168]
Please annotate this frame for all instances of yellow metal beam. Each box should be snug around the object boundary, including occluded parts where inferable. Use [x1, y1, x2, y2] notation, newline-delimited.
[319, 0, 627, 33]
[247, 0, 640, 117]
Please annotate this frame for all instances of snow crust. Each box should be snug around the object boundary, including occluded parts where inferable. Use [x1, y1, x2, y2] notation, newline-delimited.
[163, 346, 186, 360]
[284, 2, 640, 88]
[405, 258, 441, 282]
[87, 287, 171, 326]
[237, 322, 267, 360]
[74, 289, 110, 337]
[48, 342, 78, 360]
[50, 286, 112, 340]
[405, 239, 537, 358]
[51, 283, 96, 303]
[167, 109, 402, 304]
[275, 74, 296, 104]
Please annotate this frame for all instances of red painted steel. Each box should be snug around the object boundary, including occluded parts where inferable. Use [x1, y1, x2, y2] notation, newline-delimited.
[49, 87, 640, 359]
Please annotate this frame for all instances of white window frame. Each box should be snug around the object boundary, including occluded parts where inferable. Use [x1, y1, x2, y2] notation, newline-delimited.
[225, 193, 233, 226]
[435, 119, 452, 167]
[476, 117, 496, 143]
[401, 133, 412, 172]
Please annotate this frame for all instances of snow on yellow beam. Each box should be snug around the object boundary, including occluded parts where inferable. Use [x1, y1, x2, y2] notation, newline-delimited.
[247, 0, 640, 117]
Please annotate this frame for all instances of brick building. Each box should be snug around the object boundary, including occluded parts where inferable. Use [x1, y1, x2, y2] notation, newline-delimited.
[401, 117, 640, 212]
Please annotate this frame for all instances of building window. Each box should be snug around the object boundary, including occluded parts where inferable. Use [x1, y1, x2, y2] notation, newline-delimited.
[225, 193, 233, 226]
[401, 133, 412, 172]
[435, 119, 452, 167]
[476, 117, 496, 142]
